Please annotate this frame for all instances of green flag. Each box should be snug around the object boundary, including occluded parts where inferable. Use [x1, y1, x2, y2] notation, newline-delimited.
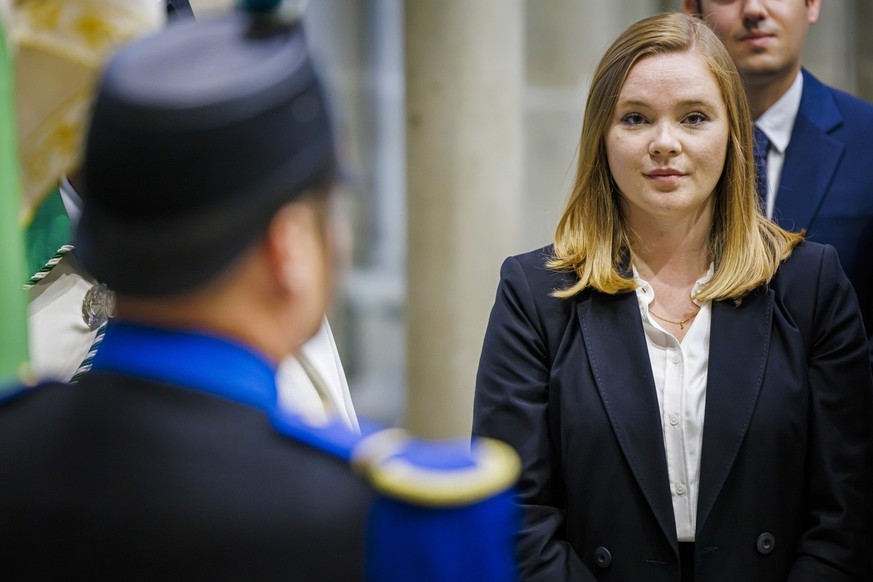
[0, 22, 30, 387]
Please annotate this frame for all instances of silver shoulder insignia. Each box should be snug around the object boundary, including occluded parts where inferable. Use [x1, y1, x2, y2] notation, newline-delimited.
[82, 283, 116, 330]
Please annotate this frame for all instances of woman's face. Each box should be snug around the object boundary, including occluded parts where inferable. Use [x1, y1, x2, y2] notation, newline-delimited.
[606, 51, 729, 228]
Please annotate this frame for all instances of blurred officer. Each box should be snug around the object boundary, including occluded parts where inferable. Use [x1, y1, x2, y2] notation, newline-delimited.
[13, 0, 357, 428]
[0, 3, 520, 580]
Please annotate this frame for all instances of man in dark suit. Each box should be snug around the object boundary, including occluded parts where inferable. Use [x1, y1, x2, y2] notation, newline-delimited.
[686, 0, 873, 358]
[0, 4, 520, 580]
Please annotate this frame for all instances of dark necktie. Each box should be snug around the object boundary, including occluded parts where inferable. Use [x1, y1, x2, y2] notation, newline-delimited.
[753, 125, 770, 209]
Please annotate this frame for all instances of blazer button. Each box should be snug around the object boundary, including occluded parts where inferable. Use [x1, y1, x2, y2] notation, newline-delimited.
[593, 546, 612, 568]
[756, 532, 775, 555]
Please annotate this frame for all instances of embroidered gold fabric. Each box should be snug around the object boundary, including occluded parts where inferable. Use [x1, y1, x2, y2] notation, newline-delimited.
[4, 0, 163, 223]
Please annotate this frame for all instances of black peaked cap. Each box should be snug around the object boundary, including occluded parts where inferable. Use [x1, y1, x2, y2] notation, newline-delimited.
[78, 11, 335, 296]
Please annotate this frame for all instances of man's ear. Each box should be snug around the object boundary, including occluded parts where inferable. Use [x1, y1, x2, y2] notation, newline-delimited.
[806, 0, 821, 25]
[264, 202, 311, 294]
[683, 0, 700, 15]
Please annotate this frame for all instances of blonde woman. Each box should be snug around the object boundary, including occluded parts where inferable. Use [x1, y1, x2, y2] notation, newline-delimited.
[474, 12, 871, 581]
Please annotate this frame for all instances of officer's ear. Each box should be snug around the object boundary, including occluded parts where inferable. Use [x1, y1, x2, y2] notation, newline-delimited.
[265, 200, 322, 295]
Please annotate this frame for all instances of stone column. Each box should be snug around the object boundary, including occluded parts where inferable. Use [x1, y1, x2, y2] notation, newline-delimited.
[405, 0, 523, 439]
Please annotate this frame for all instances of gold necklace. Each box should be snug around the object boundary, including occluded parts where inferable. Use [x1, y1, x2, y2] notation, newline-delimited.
[648, 306, 699, 330]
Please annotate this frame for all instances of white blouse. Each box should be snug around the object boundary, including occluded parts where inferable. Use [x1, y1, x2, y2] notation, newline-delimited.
[633, 267, 713, 542]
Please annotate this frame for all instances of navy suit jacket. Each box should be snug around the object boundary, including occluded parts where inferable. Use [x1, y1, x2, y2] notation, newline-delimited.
[473, 242, 872, 581]
[775, 70, 873, 354]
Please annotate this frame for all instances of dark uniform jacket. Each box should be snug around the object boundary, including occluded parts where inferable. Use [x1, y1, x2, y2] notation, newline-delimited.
[0, 323, 519, 581]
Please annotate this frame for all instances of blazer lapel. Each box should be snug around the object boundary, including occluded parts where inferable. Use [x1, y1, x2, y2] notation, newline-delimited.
[775, 70, 845, 232]
[696, 287, 773, 533]
[578, 291, 677, 548]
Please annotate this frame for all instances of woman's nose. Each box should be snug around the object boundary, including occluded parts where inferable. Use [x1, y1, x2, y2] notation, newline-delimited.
[648, 123, 681, 156]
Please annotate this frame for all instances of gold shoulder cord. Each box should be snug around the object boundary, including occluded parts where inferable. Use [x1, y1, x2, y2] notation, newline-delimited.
[351, 430, 521, 508]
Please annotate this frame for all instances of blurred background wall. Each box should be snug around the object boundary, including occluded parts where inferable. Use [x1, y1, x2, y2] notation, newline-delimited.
[192, 0, 872, 438]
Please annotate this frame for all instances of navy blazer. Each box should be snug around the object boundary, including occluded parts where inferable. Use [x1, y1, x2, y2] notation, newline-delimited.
[775, 70, 873, 354]
[473, 242, 872, 581]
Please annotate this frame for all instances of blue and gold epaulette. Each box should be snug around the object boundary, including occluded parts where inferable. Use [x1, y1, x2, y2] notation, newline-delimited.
[351, 424, 520, 508]
[270, 407, 520, 506]
[270, 408, 521, 581]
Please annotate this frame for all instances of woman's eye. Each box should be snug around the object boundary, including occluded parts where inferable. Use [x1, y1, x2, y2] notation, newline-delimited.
[620, 113, 646, 126]
[684, 112, 707, 125]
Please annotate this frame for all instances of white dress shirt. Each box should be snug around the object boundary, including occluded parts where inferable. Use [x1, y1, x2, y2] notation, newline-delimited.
[277, 318, 360, 431]
[633, 267, 713, 541]
[755, 71, 803, 219]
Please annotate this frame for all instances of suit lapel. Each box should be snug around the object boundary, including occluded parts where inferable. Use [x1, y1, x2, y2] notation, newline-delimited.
[775, 70, 845, 232]
[696, 287, 773, 533]
[578, 291, 677, 548]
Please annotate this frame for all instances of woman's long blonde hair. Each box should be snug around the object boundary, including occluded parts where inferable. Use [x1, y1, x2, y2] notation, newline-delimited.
[549, 12, 801, 302]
